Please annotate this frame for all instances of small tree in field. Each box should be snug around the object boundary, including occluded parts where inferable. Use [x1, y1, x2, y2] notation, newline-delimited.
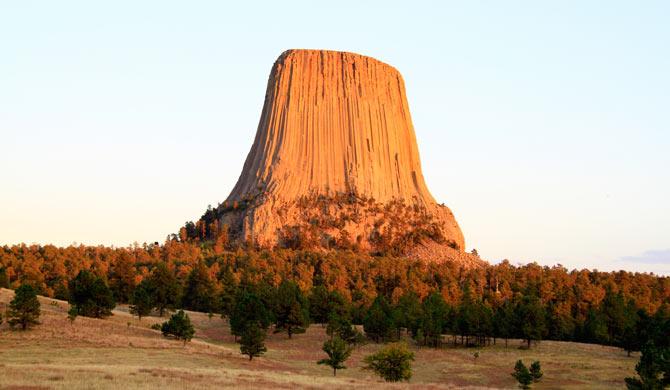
[363, 343, 415, 382]
[511, 360, 533, 389]
[67, 306, 78, 324]
[8, 284, 41, 330]
[161, 310, 195, 345]
[318, 336, 352, 376]
[240, 323, 267, 361]
[129, 280, 153, 321]
[529, 361, 543, 383]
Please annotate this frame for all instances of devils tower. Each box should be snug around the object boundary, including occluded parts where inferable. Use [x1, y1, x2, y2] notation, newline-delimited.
[193, 49, 470, 262]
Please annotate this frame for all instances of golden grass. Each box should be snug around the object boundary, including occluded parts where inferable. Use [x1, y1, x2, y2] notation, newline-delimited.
[0, 288, 637, 389]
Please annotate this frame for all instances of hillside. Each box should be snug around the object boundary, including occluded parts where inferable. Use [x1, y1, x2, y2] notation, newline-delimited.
[0, 288, 638, 389]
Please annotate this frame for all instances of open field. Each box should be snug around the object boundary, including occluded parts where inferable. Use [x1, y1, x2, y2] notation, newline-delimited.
[0, 288, 637, 389]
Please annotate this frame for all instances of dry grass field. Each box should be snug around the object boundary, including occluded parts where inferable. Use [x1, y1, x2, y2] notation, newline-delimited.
[0, 288, 637, 389]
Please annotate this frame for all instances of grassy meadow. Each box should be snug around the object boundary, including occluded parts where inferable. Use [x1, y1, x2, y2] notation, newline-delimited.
[0, 288, 637, 389]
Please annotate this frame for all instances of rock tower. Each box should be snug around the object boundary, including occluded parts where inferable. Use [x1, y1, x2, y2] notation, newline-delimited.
[198, 49, 468, 261]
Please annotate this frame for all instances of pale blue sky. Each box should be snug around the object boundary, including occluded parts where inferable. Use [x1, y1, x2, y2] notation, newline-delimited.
[1, 1, 668, 274]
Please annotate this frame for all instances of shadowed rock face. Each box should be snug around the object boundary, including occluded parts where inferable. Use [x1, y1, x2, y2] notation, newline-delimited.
[217, 49, 465, 257]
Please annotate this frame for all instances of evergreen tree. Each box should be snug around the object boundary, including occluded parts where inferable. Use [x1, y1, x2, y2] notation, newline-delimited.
[494, 300, 515, 348]
[309, 285, 331, 324]
[529, 361, 543, 382]
[69, 270, 115, 318]
[182, 262, 217, 313]
[625, 341, 670, 390]
[418, 291, 448, 347]
[129, 279, 153, 320]
[394, 291, 422, 337]
[511, 360, 533, 389]
[230, 290, 271, 338]
[7, 283, 40, 330]
[147, 263, 182, 317]
[240, 322, 267, 361]
[582, 307, 609, 345]
[363, 295, 394, 342]
[274, 280, 309, 338]
[318, 336, 352, 376]
[218, 266, 237, 319]
[515, 295, 547, 348]
[363, 342, 415, 382]
[161, 310, 195, 345]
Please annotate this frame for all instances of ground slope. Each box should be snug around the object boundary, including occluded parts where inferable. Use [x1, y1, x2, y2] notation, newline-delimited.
[0, 288, 636, 389]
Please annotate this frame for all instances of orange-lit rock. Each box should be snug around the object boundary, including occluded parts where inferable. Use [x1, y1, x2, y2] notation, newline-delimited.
[213, 49, 466, 259]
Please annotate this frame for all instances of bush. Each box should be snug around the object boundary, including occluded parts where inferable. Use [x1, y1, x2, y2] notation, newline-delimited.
[511, 360, 533, 389]
[7, 284, 40, 330]
[161, 310, 195, 345]
[363, 342, 414, 382]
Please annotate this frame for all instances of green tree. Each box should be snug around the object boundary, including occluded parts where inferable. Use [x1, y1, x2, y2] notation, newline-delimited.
[515, 295, 547, 348]
[161, 310, 195, 345]
[363, 342, 415, 382]
[363, 296, 394, 342]
[625, 341, 670, 390]
[418, 291, 448, 347]
[129, 279, 153, 320]
[494, 300, 515, 348]
[182, 262, 217, 313]
[274, 280, 309, 338]
[529, 361, 543, 382]
[318, 336, 352, 376]
[230, 290, 271, 338]
[309, 285, 331, 324]
[147, 263, 182, 317]
[7, 284, 40, 330]
[511, 360, 533, 389]
[218, 266, 237, 319]
[240, 322, 267, 361]
[69, 270, 115, 318]
[394, 291, 422, 338]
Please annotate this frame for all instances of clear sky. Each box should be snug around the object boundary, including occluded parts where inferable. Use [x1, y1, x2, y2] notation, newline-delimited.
[1, 1, 668, 274]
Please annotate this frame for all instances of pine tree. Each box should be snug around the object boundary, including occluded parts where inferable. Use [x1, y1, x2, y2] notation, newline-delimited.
[494, 300, 515, 348]
[148, 263, 182, 317]
[625, 341, 670, 390]
[529, 361, 543, 382]
[218, 266, 237, 320]
[229, 290, 271, 338]
[419, 291, 448, 347]
[363, 296, 393, 343]
[108, 254, 136, 303]
[318, 336, 352, 376]
[161, 310, 195, 345]
[7, 284, 40, 330]
[511, 360, 533, 389]
[182, 262, 217, 313]
[363, 342, 415, 382]
[515, 295, 547, 349]
[0, 267, 10, 288]
[240, 323, 267, 361]
[309, 285, 331, 324]
[129, 279, 153, 320]
[68, 270, 115, 318]
[395, 291, 422, 338]
[274, 280, 309, 338]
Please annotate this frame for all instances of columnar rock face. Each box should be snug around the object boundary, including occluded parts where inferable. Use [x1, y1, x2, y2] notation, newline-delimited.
[211, 49, 466, 259]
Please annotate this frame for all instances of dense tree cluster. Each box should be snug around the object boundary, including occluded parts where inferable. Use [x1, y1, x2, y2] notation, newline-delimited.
[1, 243, 668, 353]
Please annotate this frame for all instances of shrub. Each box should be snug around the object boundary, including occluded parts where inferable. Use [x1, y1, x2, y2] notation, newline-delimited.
[511, 360, 533, 389]
[363, 342, 414, 382]
[161, 310, 195, 345]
